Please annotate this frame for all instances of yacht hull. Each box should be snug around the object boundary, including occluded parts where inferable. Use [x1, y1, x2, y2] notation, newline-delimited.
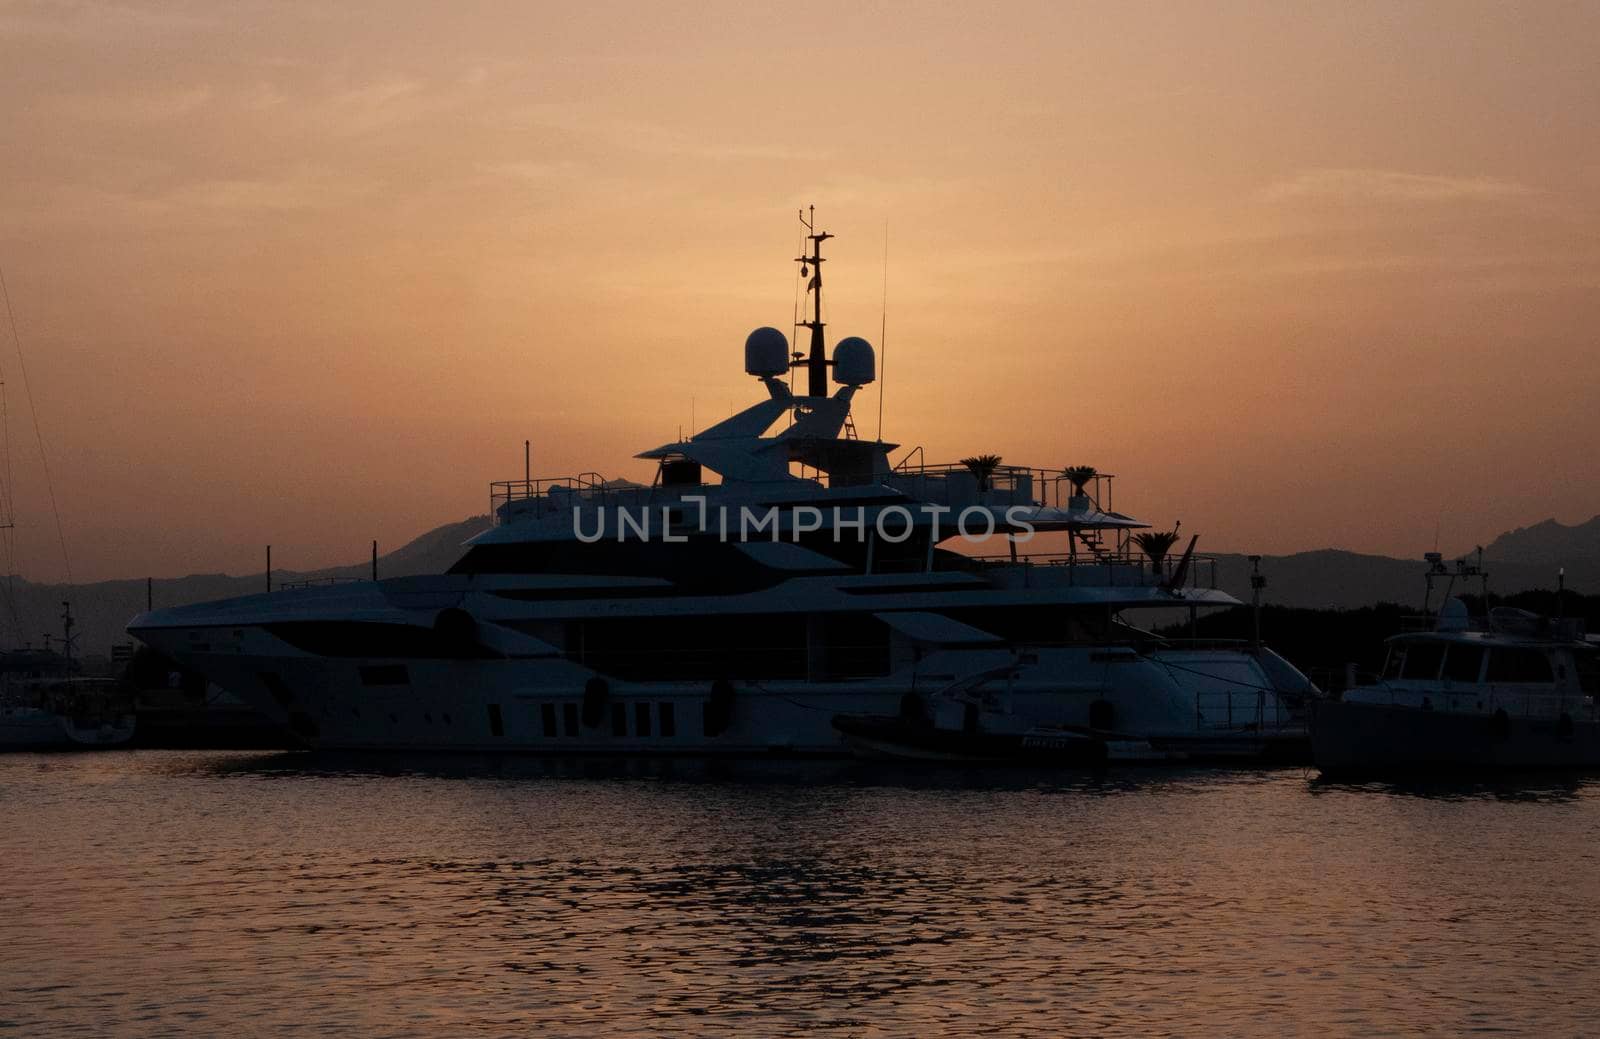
[833, 713, 1308, 765]
[127, 630, 1307, 758]
[1311, 698, 1600, 776]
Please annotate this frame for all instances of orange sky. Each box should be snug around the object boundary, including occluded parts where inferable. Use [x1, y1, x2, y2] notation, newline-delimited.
[1, 1, 1597, 583]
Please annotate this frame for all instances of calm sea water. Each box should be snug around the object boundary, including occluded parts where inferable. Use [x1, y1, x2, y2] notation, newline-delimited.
[2, 752, 1598, 1038]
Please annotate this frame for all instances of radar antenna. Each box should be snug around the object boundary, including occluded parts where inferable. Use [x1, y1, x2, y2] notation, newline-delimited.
[795, 205, 833, 397]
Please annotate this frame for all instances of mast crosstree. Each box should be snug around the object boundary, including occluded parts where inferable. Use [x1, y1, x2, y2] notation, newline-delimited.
[795, 205, 833, 398]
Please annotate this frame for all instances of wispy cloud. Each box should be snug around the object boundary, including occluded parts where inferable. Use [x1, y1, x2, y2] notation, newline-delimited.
[44, 84, 213, 122]
[1263, 168, 1535, 203]
[0, 0, 215, 39]
[478, 160, 585, 182]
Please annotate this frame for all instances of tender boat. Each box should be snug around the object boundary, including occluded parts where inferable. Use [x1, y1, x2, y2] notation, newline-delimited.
[128, 211, 1316, 757]
[0, 677, 137, 751]
[1311, 555, 1600, 776]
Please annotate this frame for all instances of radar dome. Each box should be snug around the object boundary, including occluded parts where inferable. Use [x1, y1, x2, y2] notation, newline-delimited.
[744, 327, 790, 377]
[832, 336, 875, 386]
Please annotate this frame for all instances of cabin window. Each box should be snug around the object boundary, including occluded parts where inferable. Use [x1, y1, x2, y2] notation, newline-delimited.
[659, 702, 676, 737]
[1399, 643, 1445, 680]
[1576, 655, 1600, 695]
[635, 702, 652, 737]
[1486, 649, 1554, 684]
[540, 703, 558, 737]
[1382, 647, 1405, 680]
[812, 613, 893, 679]
[573, 613, 808, 681]
[611, 702, 627, 736]
[1441, 646, 1485, 683]
[487, 703, 504, 737]
[563, 702, 580, 736]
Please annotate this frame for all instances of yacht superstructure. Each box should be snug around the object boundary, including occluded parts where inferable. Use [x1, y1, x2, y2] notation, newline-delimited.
[129, 213, 1314, 757]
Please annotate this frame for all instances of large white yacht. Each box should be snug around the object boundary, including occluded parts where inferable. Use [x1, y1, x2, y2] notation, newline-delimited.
[129, 212, 1315, 758]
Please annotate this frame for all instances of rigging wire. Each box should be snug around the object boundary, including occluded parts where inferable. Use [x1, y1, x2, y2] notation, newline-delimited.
[0, 264, 73, 587]
[0, 323, 16, 645]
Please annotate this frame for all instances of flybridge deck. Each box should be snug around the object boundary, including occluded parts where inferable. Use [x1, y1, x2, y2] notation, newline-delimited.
[489, 461, 1130, 520]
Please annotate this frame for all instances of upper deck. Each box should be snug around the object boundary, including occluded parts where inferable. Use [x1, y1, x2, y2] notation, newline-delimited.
[488, 460, 1136, 529]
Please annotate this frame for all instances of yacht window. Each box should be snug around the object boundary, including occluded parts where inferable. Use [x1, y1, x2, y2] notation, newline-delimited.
[488, 703, 504, 737]
[611, 702, 627, 736]
[540, 703, 558, 737]
[1441, 646, 1484, 683]
[1382, 647, 1405, 680]
[635, 702, 652, 737]
[659, 702, 676, 737]
[563, 702, 580, 736]
[1399, 643, 1445, 680]
[1576, 654, 1600, 695]
[1486, 649, 1554, 684]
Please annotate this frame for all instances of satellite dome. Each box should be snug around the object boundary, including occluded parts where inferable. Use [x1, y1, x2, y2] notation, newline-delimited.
[744, 327, 790, 377]
[832, 336, 875, 386]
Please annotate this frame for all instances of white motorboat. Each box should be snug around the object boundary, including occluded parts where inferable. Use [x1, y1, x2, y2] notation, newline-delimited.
[1312, 554, 1600, 775]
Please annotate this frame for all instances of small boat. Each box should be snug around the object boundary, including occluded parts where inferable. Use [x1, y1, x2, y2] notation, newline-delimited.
[1311, 555, 1600, 777]
[0, 677, 137, 750]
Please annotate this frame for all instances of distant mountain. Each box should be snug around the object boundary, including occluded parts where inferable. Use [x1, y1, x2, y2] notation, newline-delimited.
[9, 511, 1596, 666]
[1206, 548, 1589, 613]
[2, 516, 490, 663]
[1478, 514, 1600, 571]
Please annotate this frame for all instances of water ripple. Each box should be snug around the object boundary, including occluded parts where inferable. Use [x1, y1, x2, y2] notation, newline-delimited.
[3, 752, 1599, 1036]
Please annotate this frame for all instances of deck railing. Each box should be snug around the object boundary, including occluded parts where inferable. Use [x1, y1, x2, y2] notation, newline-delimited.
[887, 455, 1119, 513]
[492, 474, 661, 524]
[1193, 688, 1299, 732]
[962, 549, 1221, 590]
[489, 461, 1128, 527]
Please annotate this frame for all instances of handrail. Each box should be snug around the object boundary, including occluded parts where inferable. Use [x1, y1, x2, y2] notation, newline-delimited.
[488, 462, 1130, 523]
[892, 445, 925, 472]
[276, 576, 369, 590]
[961, 549, 1220, 589]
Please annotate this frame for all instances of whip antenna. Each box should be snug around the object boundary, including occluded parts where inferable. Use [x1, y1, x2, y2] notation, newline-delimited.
[877, 220, 888, 442]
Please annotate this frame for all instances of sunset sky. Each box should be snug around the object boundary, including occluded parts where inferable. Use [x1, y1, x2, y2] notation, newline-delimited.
[1, 1, 1596, 583]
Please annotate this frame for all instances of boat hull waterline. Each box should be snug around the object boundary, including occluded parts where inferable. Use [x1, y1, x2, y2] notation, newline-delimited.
[1311, 698, 1600, 776]
[832, 713, 1309, 765]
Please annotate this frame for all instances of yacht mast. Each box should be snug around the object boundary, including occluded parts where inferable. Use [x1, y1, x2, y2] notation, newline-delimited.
[796, 206, 833, 397]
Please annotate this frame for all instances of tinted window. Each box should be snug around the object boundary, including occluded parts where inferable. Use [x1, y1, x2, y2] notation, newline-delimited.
[1577, 654, 1600, 695]
[540, 703, 557, 737]
[611, 702, 627, 736]
[659, 702, 676, 737]
[635, 702, 652, 737]
[567, 613, 808, 681]
[1383, 647, 1404, 679]
[1486, 649, 1554, 684]
[562, 702, 580, 736]
[1400, 643, 1445, 680]
[1441, 646, 1484, 683]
